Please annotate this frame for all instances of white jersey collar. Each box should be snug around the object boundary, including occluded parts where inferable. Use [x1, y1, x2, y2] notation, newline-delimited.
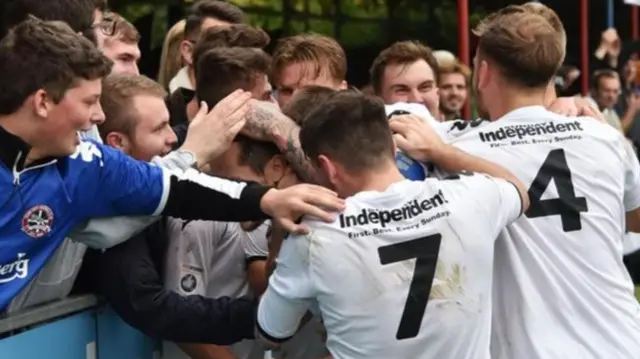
[496, 105, 548, 121]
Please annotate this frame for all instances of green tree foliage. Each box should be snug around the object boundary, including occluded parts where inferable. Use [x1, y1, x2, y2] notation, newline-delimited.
[110, 0, 489, 49]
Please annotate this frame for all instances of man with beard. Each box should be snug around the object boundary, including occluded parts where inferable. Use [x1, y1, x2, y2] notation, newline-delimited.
[438, 63, 471, 121]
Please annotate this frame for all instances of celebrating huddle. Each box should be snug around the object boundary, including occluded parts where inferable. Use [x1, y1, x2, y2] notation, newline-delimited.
[0, 0, 638, 358]
[253, 4, 640, 359]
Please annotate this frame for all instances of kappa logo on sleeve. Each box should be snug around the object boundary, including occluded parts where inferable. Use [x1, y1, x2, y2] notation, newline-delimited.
[69, 141, 104, 166]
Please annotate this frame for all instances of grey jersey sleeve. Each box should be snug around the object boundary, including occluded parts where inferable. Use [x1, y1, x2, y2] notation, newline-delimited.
[242, 222, 270, 262]
[69, 150, 196, 249]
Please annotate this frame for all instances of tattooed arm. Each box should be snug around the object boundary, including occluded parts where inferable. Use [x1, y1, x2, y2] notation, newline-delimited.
[242, 100, 319, 184]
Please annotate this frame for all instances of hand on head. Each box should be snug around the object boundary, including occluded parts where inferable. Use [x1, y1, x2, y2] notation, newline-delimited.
[180, 90, 252, 167]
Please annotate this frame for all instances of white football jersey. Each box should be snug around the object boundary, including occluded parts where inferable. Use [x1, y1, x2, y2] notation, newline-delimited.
[257, 176, 522, 359]
[446, 106, 640, 359]
[163, 219, 265, 359]
[384, 102, 492, 144]
[241, 221, 329, 359]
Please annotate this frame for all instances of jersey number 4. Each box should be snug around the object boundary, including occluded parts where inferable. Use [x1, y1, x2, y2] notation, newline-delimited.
[377, 234, 442, 340]
[525, 149, 588, 231]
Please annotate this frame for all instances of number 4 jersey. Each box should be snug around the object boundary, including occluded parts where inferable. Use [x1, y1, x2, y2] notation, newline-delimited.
[257, 175, 523, 359]
[446, 106, 640, 359]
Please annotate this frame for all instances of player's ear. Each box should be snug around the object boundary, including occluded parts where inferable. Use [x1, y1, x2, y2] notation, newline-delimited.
[31, 89, 52, 120]
[478, 59, 490, 90]
[263, 154, 287, 186]
[180, 40, 194, 66]
[317, 154, 339, 187]
[105, 132, 131, 154]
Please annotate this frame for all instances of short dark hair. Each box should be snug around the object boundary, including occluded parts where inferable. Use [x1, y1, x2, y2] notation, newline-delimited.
[300, 91, 395, 174]
[192, 24, 269, 68]
[235, 135, 280, 175]
[0, 17, 112, 115]
[1, 0, 96, 40]
[184, 0, 244, 42]
[282, 85, 335, 125]
[370, 41, 440, 94]
[591, 69, 620, 90]
[195, 47, 271, 107]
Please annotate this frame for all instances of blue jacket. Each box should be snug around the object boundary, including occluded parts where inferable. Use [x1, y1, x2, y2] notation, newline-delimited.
[0, 126, 270, 311]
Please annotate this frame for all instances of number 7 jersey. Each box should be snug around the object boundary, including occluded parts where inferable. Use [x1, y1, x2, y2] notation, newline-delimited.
[257, 175, 523, 359]
[446, 106, 640, 359]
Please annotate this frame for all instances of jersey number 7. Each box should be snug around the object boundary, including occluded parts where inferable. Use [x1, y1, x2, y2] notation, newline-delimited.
[525, 149, 588, 231]
[377, 234, 442, 340]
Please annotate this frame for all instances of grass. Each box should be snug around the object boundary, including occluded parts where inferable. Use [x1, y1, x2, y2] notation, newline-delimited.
[636, 286, 640, 301]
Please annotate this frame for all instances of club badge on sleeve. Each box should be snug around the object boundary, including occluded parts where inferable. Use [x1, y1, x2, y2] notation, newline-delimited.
[179, 264, 205, 295]
[21, 205, 54, 239]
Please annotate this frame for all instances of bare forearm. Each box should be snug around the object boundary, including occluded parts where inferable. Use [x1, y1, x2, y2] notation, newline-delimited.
[594, 45, 607, 60]
[244, 100, 320, 184]
[273, 125, 320, 184]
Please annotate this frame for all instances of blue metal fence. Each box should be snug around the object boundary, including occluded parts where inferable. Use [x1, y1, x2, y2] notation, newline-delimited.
[0, 296, 159, 359]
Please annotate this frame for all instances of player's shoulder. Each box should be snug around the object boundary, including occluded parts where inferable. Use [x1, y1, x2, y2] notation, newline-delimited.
[571, 114, 625, 138]
[431, 171, 499, 193]
[444, 117, 492, 138]
[171, 218, 232, 241]
[242, 221, 270, 241]
[562, 114, 629, 156]
[306, 180, 441, 230]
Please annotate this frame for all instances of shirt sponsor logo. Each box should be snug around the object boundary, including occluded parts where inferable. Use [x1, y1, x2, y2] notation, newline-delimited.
[21, 205, 54, 239]
[0, 253, 30, 284]
[339, 190, 447, 229]
[478, 121, 584, 143]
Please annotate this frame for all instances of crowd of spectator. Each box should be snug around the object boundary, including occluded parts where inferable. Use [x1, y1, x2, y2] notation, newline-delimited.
[0, 1, 639, 358]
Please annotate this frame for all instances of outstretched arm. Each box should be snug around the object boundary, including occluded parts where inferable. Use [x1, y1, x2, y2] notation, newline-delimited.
[84, 234, 257, 344]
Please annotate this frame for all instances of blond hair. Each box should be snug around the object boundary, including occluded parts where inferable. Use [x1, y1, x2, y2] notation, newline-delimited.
[99, 74, 166, 139]
[157, 20, 185, 90]
[439, 62, 471, 84]
[474, 9, 564, 88]
[520, 2, 566, 58]
[271, 34, 347, 85]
